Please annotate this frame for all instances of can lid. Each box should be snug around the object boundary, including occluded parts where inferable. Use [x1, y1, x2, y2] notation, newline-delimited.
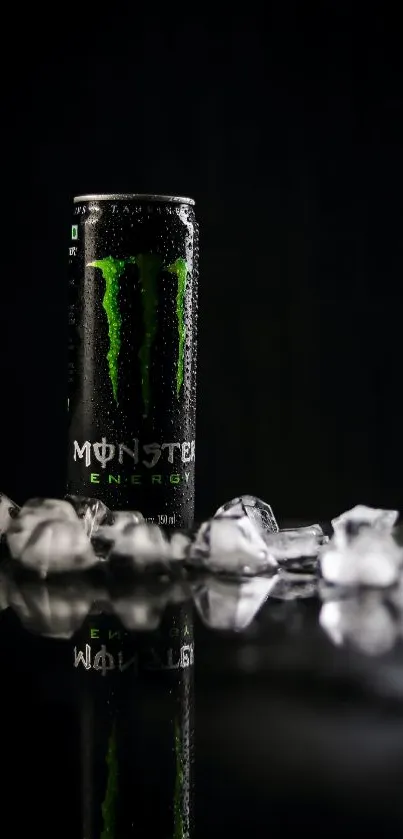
[73, 193, 195, 205]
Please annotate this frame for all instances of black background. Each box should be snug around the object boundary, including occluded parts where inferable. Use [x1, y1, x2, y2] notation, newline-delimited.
[2, 5, 402, 522]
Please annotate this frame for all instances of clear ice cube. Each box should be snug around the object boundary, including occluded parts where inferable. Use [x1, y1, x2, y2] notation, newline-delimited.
[191, 576, 278, 630]
[263, 530, 322, 561]
[320, 530, 402, 588]
[214, 495, 278, 534]
[188, 516, 278, 577]
[0, 493, 20, 538]
[170, 532, 191, 560]
[108, 523, 172, 572]
[112, 509, 144, 526]
[7, 497, 79, 559]
[319, 592, 398, 656]
[332, 504, 399, 548]
[65, 495, 113, 538]
[92, 511, 145, 556]
[385, 575, 403, 633]
[18, 519, 98, 579]
[280, 523, 328, 542]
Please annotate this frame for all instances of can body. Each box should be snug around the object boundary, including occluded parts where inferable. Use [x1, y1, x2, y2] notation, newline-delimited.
[67, 194, 198, 528]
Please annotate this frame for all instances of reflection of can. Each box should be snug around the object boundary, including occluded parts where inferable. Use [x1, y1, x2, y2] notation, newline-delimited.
[74, 605, 194, 839]
[67, 194, 198, 527]
[124, 604, 194, 839]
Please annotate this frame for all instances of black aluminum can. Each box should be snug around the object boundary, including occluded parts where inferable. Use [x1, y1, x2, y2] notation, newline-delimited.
[67, 194, 198, 527]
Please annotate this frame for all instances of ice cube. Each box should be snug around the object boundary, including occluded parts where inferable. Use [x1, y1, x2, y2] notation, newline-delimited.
[111, 509, 144, 526]
[279, 555, 318, 574]
[65, 494, 113, 538]
[188, 516, 278, 577]
[108, 523, 172, 572]
[263, 530, 322, 562]
[6, 578, 93, 638]
[191, 576, 278, 630]
[280, 523, 328, 543]
[384, 575, 403, 640]
[92, 510, 145, 556]
[332, 505, 399, 548]
[319, 593, 397, 656]
[7, 497, 79, 559]
[214, 495, 278, 534]
[0, 493, 20, 539]
[268, 571, 318, 600]
[320, 530, 402, 587]
[170, 531, 191, 560]
[20, 497, 79, 521]
[18, 519, 98, 579]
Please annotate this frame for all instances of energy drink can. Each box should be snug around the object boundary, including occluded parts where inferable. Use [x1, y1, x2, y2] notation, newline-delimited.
[67, 194, 198, 527]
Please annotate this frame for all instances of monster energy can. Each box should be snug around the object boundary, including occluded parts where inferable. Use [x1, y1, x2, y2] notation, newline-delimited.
[67, 194, 198, 528]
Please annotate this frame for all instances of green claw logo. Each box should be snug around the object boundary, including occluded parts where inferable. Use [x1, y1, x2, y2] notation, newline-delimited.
[173, 717, 185, 839]
[88, 255, 188, 416]
[100, 722, 118, 839]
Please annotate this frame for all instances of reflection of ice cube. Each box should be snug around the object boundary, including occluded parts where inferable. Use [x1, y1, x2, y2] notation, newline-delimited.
[65, 494, 112, 538]
[0, 570, 9, 610]
[111, 584, 182, 630]
[0, 493, 20, 539]
[320, 531, 402, 587]
[214, 495, 278, 534]
[6, 578, 94, 638]
[332, 505, 399, 548]
[319, 593, 397, 656]
[18, 519, 98, 579]
[7, 498, 79, 559]
[112, 595, 163, 630]
[191, 576, 278, 630]
[268, 572, 318, 600]
[189, 517, 278, 577]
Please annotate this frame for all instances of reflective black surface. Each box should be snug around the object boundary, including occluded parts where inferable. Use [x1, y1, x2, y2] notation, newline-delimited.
[1, 566, 403, 838]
